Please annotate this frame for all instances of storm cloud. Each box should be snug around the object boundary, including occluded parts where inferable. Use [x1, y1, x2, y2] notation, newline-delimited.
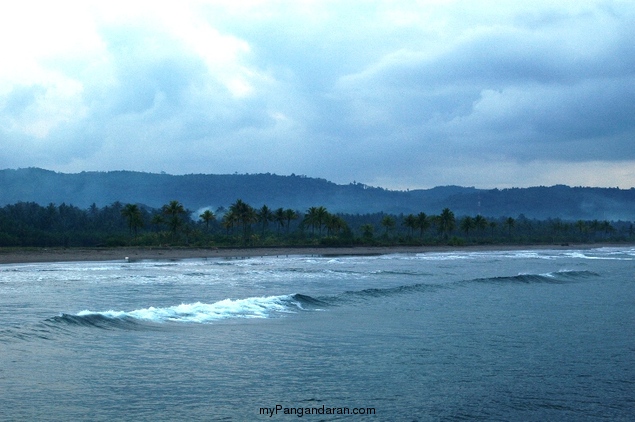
[1, 0, 634, 189]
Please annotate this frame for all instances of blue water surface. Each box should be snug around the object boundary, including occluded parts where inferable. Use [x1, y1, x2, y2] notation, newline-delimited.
[1, 247, 634, 421]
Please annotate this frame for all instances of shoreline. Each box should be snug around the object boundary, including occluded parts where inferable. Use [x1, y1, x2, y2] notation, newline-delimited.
[0, 243, 632, 265]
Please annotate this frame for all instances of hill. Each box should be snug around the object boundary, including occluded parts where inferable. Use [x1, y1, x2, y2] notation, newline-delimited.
[0, 168, 633, 220]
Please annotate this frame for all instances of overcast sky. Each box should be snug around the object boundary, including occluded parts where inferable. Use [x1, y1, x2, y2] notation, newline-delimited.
[1, 1, 634, 189]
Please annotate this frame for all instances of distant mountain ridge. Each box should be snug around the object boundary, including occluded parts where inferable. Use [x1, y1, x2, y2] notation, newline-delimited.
[0, 168, 633, 221]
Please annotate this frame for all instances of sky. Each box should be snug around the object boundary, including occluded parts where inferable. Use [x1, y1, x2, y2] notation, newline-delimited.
[1, 0, 634, 190]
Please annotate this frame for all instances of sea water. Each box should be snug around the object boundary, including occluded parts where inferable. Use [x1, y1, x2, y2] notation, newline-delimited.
[1, 247, 634, 421]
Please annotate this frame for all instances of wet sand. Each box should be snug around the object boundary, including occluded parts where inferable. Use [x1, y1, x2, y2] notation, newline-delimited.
[0, 243, 630, 265]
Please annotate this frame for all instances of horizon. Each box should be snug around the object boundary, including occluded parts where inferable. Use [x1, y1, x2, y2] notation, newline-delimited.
[3, 166, 633, 192]
[1, 1, 634, 189]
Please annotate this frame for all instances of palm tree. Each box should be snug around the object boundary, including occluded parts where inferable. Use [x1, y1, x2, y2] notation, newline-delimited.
[304, 207, 320, 236]
[601, 220, 614, 239]
[361, 224, 374, 240]
[437, 208, 455, 239]
[315, 206, 329, 236]
[150, 213, 165, 232]
[199, 209, 215, 232]
[221, 211, 237, 235]
[121, 203, 143, 237]
[274, 207, 286, 234]
[474, 215, 488, 238]
[284, 209, 298, 234]
[381, 215, 396, 237]
[575, 220, 586, 241]
[589, 220, 600, 240]
[505, 217, 515, 238]
[257, 205, 273, 236]
[325, 214, 347, 236]
[403, 214, 417, 237]
[163, 200, 185, 217]
[229, 199, 257, 242]
[309, 206, 329, 236]
[460, 216, 475, 238]
[162, 200, 186, 239]
[415, 212, 430, 239]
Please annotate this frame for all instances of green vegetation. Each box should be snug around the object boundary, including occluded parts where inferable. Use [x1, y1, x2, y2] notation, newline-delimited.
[0, 199, 633, 249]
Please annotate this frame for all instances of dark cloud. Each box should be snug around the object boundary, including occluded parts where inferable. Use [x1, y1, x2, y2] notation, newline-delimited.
[0, 2, 633, 189]
[324, 5, 635, 175]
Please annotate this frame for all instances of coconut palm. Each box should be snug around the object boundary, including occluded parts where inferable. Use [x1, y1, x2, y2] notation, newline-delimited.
[221, 211, 238, 235]
[304, 207, 320, 235]
[199, 209, 215, 232]
[403, 214, 417, 237]
[361, 224, 374, 240]
[437, 208, 455, 239]
[150, 213, 165, 232]
[310, 206, 329, 236]
[163, 200, 185, 217]
[121, 203, 143, 237]
[415, 212, 430, 238]
[575, 220, 586, 240]
[505, 217, 515, 238]
[460, 216, 475, 238]
[381, 215, 396, 237]
[589, 220, 600, 239]
[474, 215, 488, 237]
[274, 207, 286, 234]
[229, 199, 257, 242]
[303, 206, 329, 236]
[284, 209, 298, 234]
[325, 214, 347, 236]
[257, 205, 273, 236]
[162, 200, 186, 239]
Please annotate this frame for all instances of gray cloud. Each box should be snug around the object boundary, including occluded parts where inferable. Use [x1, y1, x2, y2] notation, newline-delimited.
[0, 1, 633, 189]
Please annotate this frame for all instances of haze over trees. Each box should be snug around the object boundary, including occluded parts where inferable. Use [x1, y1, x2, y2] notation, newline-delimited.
[1, 168, 634, 220]
[0, 198, 632, 249]
[0, 168, 633, 248]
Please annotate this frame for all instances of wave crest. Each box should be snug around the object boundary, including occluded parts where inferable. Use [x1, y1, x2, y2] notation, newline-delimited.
[474, 270, 599, 284]
[67, 294, 317, 325]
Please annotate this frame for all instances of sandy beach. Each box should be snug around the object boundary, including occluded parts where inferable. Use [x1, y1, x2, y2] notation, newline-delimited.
[0, 243, 631, 265]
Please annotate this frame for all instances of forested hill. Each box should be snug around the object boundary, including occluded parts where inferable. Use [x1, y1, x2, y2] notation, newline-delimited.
[1, 168, 634, 220]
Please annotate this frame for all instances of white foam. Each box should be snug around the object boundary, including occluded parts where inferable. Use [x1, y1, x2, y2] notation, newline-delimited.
[564, 251, 633, 261]
[414, 253, 472, 261]
[77, 295, 297, 323]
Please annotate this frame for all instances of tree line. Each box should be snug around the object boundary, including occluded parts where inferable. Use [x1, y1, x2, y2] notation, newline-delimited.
[0, 199, 633, 248]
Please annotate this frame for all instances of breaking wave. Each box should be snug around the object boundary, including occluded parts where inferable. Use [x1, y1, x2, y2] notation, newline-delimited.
[1, 269, 601, 342]
[66, 294, 319, 325]
[472, 270, 600, 284]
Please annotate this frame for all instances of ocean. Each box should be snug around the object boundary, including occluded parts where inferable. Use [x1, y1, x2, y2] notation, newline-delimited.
[1, 247, 634, 421]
